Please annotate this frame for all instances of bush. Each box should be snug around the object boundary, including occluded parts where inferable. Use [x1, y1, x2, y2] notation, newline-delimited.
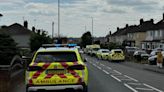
[0, 34, 18, 65]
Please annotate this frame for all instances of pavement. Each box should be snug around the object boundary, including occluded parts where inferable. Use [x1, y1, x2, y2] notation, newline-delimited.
[122, 61, 164, 74]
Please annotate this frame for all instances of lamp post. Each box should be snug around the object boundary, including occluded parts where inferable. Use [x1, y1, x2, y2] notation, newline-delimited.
[91, 17, 94, 44]
[52, 21, 54, 39]
[58, 0, 60, 38]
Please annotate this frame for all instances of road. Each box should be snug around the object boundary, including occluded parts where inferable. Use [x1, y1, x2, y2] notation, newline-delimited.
[4, 54, 164, 92]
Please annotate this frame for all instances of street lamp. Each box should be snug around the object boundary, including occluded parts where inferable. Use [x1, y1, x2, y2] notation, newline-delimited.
[52, 21, 54, 39]
[91, 17, 94, 44]
[58, 0, 60, 38]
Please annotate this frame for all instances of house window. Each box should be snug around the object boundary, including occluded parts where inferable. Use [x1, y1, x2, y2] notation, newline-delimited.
[155, 31, 158, 37]
[160, 30, 163, 37]
[158, 31, 160, 37]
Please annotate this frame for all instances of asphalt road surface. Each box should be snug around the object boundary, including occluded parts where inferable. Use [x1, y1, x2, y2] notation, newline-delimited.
[6, 54, 164, 92]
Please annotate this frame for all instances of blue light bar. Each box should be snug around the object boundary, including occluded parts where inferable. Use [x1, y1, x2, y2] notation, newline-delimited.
[42, 44, 77, 48]
[68, 44, 77, 47]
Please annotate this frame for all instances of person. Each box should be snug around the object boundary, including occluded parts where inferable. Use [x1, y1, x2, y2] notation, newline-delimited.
[157, 51, 163, 68]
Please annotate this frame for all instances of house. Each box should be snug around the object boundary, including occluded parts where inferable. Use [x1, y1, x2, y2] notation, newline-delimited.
[126, 19, 154, 48]
[106, 19, 154, 48]
[142, 14, 164, 50]
[0, 22, 32, 48]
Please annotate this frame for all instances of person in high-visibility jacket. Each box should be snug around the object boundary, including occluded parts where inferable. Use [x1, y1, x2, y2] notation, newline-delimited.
[157, 51, 163, 68]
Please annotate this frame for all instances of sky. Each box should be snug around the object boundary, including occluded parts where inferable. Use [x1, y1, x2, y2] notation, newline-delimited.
[0, 0, 164, 37]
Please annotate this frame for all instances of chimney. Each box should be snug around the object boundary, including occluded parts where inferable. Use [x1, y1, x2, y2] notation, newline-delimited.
[109, 31, 112, 35]
[126, 24, 128, 28]
[117, 27, 119, 31]
[32, 26, 35, 32]
[24, 20, 28, 28]
[150, 19, 154, 24]
[140, 19, 144, 25]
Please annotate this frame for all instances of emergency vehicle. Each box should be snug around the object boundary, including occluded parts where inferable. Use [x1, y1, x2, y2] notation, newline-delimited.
[108, 49, 125, 62]
[25, 44, 88, 92]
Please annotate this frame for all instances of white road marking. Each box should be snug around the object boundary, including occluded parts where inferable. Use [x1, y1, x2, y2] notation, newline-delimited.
[107, 66, 112, 70]
[100, 64, 105, 67]
[97, 66, 102, 70]
[120, 79, 134, 81]
[113, 70, 122, 75]
[102, 70, 110, 74]
[143, 83, 163, 92]
[93, 63, 96, 67]
[127, 83, 143, 85]
[135, 87, 153, 91]
[124, 83, 138, 92]
[111, 75, 121, 82]
[95, 62, 99, 64]
[124, 75, 138, 82]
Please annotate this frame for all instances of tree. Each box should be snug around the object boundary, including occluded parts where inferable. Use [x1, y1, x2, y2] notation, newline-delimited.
[0, 34, 18, 65]
[81, 31, 92, 47]
[30, 30, 52, 52]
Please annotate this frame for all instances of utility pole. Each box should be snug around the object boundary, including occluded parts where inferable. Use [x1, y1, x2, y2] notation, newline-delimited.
[91, 17, 94, 44]
[52, 21, 54, 39]
[58, 0, 60, 38]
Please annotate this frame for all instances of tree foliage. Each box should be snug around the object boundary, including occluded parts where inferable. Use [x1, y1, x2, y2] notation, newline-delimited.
[30, 30, 52, 52]
[81, 31, 92, 47]
[0, 34, 18, 65]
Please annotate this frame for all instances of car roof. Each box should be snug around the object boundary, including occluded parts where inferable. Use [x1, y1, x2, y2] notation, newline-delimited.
[99, 49, 109, 51]
[37, 47, 77, 52]
[111, 49, 122, 51]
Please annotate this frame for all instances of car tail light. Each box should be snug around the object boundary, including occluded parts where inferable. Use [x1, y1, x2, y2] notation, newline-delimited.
[27, 66, 42, 71]
[28, 79, 33, 86]
[67, 65, 85, 70]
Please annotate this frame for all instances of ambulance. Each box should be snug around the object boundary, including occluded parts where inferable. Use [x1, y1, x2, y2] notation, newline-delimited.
[25, 44, 88, 92]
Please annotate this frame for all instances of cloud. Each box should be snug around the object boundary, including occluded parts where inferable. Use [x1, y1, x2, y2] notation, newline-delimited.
[106, 0, 159, 13]
[107, 0, 157, 6]
[24, 3, 57, 16]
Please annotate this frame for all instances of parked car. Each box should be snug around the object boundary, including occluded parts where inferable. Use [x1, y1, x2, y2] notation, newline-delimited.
[125, 46, 139, 56]
[152, 47, 164, 51]
[149, 50, 160, 57]
[133, 50, 149, 61]
[108, 49, 125, 62]
[96, 49, 110, 60]
[148, 51, 164, 65]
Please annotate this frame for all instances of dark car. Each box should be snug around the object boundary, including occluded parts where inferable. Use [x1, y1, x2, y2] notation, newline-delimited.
[133, 50, 149, 61]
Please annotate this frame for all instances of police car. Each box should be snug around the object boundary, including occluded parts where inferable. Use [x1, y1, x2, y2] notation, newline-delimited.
[25, 44, 88, 92]
[108, 49, 125, 62]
